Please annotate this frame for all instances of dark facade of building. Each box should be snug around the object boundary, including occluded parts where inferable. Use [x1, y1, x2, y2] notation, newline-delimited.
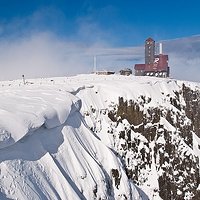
[135, 38, 169, 78]
[145, 37, 155, 66]
[134, 64, 145, 76]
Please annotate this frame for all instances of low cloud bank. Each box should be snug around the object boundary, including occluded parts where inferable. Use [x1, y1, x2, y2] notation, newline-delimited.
[0, 31, 143, 81]
[163, 36, 200, 82]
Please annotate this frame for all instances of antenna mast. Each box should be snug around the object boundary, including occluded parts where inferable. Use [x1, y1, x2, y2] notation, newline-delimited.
[159, 43, 163, 54]
[93, 55, 97, 73]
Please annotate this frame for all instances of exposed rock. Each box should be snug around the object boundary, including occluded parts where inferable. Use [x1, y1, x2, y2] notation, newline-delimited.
[105, 85, 200, 199]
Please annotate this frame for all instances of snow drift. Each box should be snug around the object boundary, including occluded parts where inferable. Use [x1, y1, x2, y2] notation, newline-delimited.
[0, 86, 81, 149]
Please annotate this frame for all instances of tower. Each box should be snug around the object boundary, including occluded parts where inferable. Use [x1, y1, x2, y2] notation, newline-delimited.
[145, 38, 155, 66]
[134, 37, 169, 77]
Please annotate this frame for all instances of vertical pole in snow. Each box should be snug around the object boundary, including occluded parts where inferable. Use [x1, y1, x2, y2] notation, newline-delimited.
[22, 75, 26, 85]
[93, 55, 97, 73]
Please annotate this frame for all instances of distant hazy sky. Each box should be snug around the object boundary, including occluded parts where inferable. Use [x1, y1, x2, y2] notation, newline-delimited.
[0, 0, 200, 81]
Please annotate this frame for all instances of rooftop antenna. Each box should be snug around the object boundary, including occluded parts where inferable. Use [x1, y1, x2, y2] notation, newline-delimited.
[159, 43, 163, 54]
[93, 55, 97, 73]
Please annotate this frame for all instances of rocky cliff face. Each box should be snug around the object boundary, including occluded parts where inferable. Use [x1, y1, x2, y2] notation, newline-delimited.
[81, 78, 200, 200]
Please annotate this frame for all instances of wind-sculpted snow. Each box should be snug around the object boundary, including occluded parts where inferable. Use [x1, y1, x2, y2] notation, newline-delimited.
[0, 86, 81, 149]
[0, 78, 142, 200]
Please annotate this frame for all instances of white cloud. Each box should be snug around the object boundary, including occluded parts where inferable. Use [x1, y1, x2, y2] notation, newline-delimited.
[0, 32, 97, 80]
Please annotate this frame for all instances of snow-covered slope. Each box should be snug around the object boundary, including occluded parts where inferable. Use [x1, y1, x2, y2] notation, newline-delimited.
[0, 76, 143, 200]
[0, 74, 200, 199]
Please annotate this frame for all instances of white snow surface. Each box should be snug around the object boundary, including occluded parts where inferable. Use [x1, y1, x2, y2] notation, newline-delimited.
[0, 86, 81, 149]
[0, 74, 200, 199]
[0, 75, 145, 200]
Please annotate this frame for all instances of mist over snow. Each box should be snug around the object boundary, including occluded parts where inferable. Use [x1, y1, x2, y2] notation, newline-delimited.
[0, 32, 95, 80]
[0, 30, 143, 81]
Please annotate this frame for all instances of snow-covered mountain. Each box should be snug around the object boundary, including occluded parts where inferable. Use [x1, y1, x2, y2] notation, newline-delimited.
[0, 74, 200, 200]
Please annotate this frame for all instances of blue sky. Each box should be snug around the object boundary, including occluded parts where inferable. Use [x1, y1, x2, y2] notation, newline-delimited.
[0, 0, 200, 46]
[0, 0, 200, 81]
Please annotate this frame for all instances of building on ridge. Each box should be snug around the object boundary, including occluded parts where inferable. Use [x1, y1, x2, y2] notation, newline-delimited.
[134, 38, 169, 78]
[119, 68, 132, 76]
[95, 70, 115, 75]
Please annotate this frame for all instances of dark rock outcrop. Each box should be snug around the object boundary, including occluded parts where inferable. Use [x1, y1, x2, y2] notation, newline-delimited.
[106, 85, 200, 200]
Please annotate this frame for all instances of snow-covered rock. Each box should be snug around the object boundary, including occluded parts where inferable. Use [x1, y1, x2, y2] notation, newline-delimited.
[0, 74, 200, 199]
[0, 76, 144, 200]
